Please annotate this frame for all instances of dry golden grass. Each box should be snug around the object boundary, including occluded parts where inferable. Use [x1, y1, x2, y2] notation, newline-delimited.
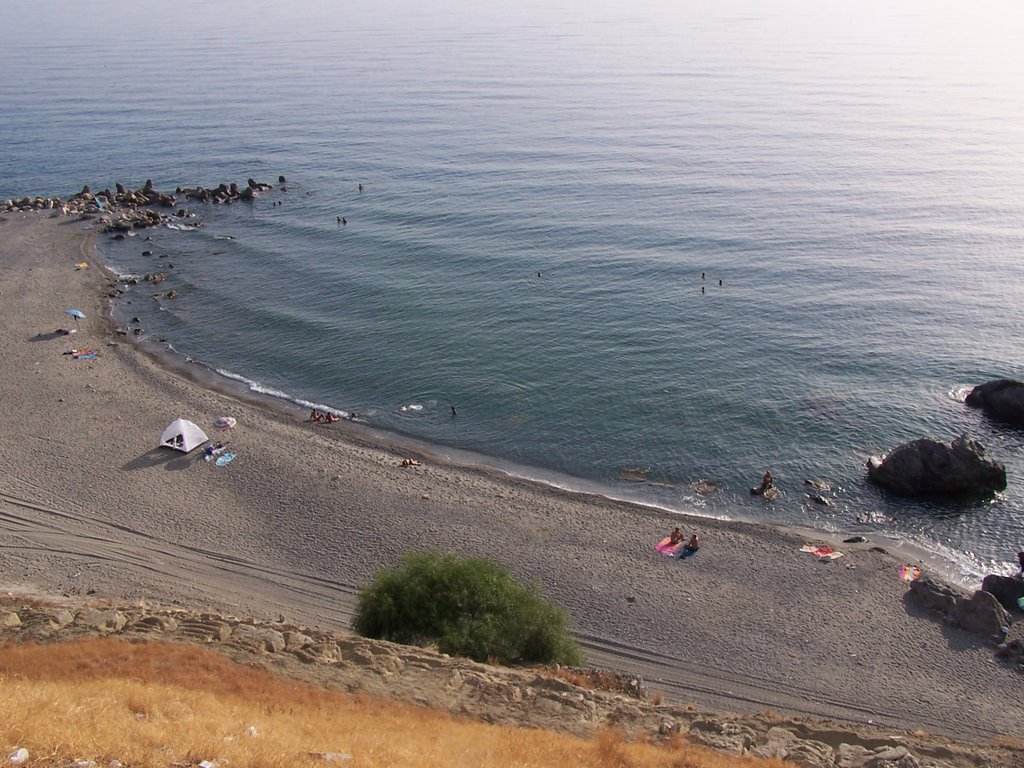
[0, 638, 788, 768]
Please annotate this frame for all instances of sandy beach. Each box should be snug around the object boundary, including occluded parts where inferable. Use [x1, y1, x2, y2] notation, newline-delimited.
[0, 212, 1020, 743]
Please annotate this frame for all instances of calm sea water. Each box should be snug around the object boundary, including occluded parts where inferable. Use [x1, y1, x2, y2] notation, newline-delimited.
[4, 0, 1024, 582]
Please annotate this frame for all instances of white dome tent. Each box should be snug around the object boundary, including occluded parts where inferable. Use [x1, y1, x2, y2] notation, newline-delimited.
[160, 418, 209, 453]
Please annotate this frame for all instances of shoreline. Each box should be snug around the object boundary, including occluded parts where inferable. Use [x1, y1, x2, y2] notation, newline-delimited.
[126, 311, 952, 584]
[2, 210, 1022, 742]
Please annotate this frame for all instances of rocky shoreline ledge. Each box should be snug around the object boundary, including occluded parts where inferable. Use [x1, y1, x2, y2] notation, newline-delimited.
[2, 176, 282, 232]
[1, 592, 1020, 768]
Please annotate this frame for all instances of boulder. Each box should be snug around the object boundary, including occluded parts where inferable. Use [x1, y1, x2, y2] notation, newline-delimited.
[866, 434, 1006, 497]
[232, 624, 286, 653]
[981, 573, 1024, 612]
[750, 727, 834, 767]
[836, 744, 919, 768]
[85, 609, 127, 632]
[965, 379, 1024, 427]
[686, 719, 756, 755]
[950, 589, 1010, 638]
[908, 575, 968, 615]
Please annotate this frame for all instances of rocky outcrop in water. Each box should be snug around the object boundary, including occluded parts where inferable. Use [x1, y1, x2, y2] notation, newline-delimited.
[2, 177, 280, 229]
[965, 379, 1024, 428]
[866, 434, 1006, 497]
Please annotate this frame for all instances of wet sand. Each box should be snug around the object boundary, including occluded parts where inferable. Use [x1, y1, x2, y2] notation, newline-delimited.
[0, 212, 1020, 742]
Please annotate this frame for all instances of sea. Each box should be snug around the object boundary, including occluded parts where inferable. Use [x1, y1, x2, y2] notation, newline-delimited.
[3, 0, 1024, 584]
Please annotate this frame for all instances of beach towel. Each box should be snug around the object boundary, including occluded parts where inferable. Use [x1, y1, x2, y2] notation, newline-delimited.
[655, 537, 685, 556]
[800, 543, 844, 560]
[899, 565, 922, 582]
[215, 452, 237, 467]
[64, 349, 98, 360]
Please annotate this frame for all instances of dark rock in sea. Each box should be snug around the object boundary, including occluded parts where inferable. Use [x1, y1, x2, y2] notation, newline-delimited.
[248, 178, 258, 189]
[965, 379, 1024, 428]
[80, 184, 91, 195]
[981, 574, 1024, 612]
[239, 186, 255, 201]
[116, 182, 126, 195]
[278, 175, 286, 183]
[866, 434, 1006, 497]
[142, 250, 153, 256]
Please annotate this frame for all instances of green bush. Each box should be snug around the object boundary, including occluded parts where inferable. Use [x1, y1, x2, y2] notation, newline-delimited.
[352, 550, 584, 667]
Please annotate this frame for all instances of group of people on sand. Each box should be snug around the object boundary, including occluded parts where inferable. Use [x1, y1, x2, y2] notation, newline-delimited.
[202, 442, 228, 460]
[668, 527, 700, 557]
[309, 409, 341, 423]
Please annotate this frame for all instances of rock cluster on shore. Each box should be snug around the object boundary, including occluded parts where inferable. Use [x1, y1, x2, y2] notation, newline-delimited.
[2, 176, 281, 232]
[2, 593, 1020, 768]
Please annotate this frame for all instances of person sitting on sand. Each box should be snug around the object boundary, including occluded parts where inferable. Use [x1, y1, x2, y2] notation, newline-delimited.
[401, 458, 421, 467]
[685, 534, 700, 552]
[310, 409, 323, 422]
[325, 412, 340, 423]
[669, 527, 683, 545]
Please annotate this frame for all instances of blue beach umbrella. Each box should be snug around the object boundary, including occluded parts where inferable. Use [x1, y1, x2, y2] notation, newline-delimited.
[65, 308, 85, 326]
